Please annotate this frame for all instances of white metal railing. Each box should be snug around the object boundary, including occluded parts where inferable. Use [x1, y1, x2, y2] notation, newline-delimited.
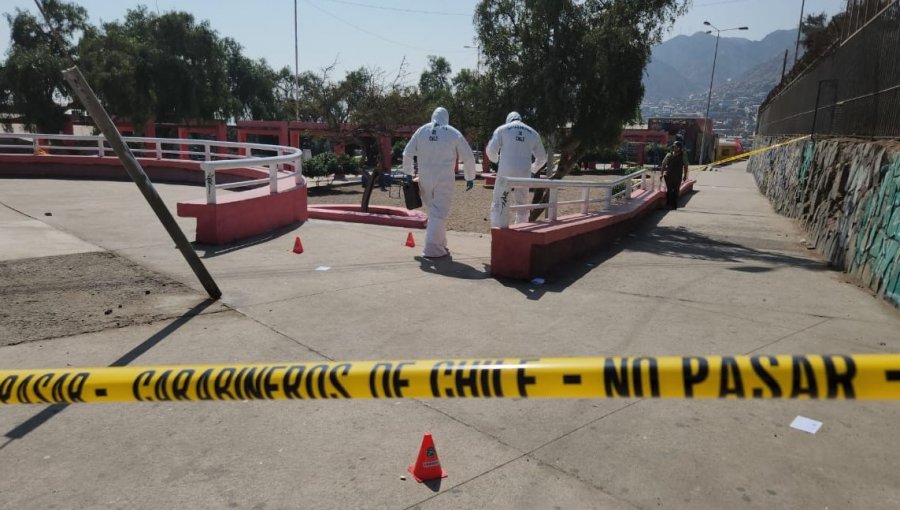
[494, 168, 658, 228]
[0, 132, 305, 205]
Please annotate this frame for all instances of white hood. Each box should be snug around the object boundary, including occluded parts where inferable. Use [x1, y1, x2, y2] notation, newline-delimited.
[506, 111, 522, 123]
[432, 107, 449, 126]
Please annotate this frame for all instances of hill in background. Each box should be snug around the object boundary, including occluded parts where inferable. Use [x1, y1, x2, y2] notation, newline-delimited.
[641, 29, 800, 139]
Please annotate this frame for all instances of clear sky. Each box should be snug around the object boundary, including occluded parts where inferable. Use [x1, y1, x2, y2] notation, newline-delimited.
[1, 0, 848, 84]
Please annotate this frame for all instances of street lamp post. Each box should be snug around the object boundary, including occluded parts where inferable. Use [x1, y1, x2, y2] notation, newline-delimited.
[700, 22, 748, 165]
[294, 0, 300, 120]
[464, 44, 481, 75]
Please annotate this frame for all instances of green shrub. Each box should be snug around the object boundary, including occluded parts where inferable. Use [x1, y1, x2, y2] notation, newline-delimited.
[392, 140, 406, 163]
[337, 154, 361, 175]
[304, 152, 340, 179]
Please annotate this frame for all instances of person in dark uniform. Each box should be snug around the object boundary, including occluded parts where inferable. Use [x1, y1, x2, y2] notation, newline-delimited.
[660, 141, 689, 210]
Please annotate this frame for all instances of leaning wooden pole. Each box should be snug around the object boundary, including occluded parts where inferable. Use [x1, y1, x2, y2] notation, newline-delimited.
[62, 66, 222, 300]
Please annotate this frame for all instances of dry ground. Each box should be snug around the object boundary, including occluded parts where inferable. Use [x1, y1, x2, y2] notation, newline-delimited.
[0, 251, 203, 346]
[308, 174, 624, 234]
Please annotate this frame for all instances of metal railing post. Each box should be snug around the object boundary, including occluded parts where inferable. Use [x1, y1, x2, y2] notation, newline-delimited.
[204, 143, 211, 161]
[497, 176, 511, 228]
[32, 137, 40, 154]
[548, 188, 559, 221]
[269, 163, 278, 193]
[97, 136, 105, 157]
[155, 141, 162, 160]
[295, 157, 304, 185]
[581, 188, 591, 214]
[205, 167, 216, 204]
[625, 180, 633, 201]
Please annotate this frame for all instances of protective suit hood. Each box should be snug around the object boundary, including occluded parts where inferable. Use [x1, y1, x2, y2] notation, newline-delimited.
[432, 107, 449, 126]
[506, 111, 522, 124]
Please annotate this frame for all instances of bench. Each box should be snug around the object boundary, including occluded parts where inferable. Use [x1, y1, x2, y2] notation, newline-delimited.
[490, 180, 695, 280]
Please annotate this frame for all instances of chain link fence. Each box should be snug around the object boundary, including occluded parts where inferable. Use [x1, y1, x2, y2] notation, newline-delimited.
[757, 0, 899, 137]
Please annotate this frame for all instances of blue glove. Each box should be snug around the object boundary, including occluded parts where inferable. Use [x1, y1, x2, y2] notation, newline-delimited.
[465, 180, 474, 191]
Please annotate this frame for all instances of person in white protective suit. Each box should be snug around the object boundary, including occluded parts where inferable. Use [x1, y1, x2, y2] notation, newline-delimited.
[486, 111, 548, 226]
[402, 107, 477, 258]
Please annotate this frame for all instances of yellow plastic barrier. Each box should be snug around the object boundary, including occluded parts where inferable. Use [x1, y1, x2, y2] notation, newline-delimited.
[2, 354, 899, 404]
[705, 135, 811, 169]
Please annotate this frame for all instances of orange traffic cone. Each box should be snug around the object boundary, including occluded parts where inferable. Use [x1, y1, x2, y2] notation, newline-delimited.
[292, 236, 304, 254]
[404, 232, 416, 248]
[407, 433, 447, 483]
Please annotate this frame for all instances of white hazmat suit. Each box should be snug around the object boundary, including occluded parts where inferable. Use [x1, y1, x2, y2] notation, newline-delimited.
[486, 112, 548, 226]
[402, 107, 476, 258]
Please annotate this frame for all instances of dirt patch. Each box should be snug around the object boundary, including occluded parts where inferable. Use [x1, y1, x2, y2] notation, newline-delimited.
[308, 174, 621, 234]
[0, 251, 204, 346]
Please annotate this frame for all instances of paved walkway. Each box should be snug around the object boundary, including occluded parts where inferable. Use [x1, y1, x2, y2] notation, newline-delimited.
[1, 163, 899, 509]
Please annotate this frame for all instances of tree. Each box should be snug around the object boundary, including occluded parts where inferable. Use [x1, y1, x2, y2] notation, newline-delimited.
[448, 68, 490, 148]
[418, 55, 453, 110]
[222, 38, 281, 121]
[800, 13, 828, 52]
[474, 0, 688, 219]
[2, 0, 89, 132]
[78, 7, 269, 132]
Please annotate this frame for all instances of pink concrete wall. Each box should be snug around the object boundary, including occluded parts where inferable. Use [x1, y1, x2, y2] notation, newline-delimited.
[178, 185, 308, 245]
[490, 180, 695, 280]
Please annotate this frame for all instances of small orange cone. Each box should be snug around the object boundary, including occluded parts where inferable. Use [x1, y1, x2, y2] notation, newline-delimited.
[404, 231, 416, 248]
[407, 433, 447, 482]
[292, 236, 304, 254]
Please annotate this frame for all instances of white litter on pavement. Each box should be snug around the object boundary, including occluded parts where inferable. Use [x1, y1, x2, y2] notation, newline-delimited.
[790, 416, 823, 434]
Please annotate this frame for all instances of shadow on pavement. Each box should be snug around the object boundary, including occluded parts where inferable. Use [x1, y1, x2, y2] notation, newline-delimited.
[415, 255, 490, 280]
[422, 478, 443, 492]
[494, 187, 826, 300]
[194, 222, 304, 258]
[3, 298, 218, 441]
[494, 201, 673, 300]
[627, 225, 828, 270]
[494, 253, 609, 301]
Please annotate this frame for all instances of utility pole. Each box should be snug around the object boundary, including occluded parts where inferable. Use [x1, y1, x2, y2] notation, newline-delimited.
[781, 49, 789, 81]
[294, 0, 300, 120]
[794, 0, 806, 63]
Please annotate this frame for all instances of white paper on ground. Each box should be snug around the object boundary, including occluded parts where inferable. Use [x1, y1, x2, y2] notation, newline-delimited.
[790, 416, 823, 434]
[315, 266, 331, 272]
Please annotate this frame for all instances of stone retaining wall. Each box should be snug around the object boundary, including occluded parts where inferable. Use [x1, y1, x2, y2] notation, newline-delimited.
[748, 137, 900, 307]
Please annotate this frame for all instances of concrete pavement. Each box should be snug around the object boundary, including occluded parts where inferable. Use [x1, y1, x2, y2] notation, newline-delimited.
[1, 163, 899, 509]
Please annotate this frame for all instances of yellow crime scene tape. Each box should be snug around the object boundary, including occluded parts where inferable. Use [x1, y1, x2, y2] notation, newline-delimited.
[2, 354, 900, 405]
[705, 134, 811, 169]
